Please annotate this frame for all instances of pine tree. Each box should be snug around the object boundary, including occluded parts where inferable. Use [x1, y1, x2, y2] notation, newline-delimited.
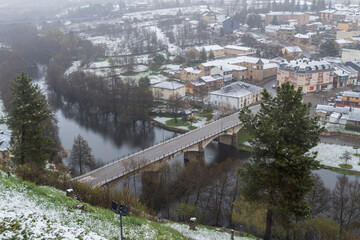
[238, 82, 323, 240]
[6, 72, 54, 168]
[69, 134, 95, 175]
[208, 50, 215, 60]
[200, 48, 207, 62]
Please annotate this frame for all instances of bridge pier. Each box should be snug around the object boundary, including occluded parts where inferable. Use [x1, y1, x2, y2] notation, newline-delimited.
[217, 134, 238, 147]
[184, 151, 205, 163]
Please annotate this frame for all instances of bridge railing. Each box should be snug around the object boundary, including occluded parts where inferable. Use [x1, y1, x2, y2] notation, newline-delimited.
[94, 121, 243, 187]
[74, 112, 241, 182]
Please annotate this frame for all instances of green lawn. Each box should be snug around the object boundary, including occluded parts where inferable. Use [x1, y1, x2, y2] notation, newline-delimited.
[338, 163, 353, 169]
[165, 118, 190, 127]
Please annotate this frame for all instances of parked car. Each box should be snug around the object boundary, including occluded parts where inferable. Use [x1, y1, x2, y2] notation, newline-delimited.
[301, 91, 307, 95]
[272, 84, 277, 88]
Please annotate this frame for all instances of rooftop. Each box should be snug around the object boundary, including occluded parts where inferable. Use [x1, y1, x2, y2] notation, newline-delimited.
[210, 81, 263, 98]
[152, 81, 185, 90]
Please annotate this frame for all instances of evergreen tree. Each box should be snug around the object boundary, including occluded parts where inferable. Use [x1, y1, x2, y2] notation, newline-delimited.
[295, 0, 301, 11]
[291, 0, 296, 10]
[271, 16, 279, 25]
[69, 134, 95, 175]
[329, 0, 332, 9]
[319, 40, 339, 57]
[200, 48, 207, 62]
[238, 83, 323, 240]
[208, 50, 215, 60]
[6, 72, 54, 168]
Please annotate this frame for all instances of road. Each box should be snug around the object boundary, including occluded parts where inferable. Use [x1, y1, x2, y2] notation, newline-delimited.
[74, 107, 260, 187]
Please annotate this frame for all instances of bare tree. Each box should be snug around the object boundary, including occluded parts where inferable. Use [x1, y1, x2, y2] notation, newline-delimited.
[307, 173, 332, 217]
[69, 135, 95, 175]
[168, 93, 184, 123]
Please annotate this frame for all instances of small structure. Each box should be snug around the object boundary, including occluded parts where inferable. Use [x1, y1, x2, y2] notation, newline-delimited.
[152, 81, 185, 100]
[209, 81, 263, 110]
[281, 46, 303, 59]
[189, 217, 197, 230]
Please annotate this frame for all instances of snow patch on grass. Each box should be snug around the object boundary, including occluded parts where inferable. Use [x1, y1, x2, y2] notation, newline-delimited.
[311, 143, 360, 171]
[166, 223, 254, 240]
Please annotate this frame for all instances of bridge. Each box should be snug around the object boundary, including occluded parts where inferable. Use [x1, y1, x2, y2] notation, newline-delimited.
[74, 110, 248, 188]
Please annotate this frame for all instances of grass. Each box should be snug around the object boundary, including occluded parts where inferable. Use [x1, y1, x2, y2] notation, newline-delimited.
[188, 126, 197, 130]
[0, 171, 254, 240]
[338, 163, 353, 169]
[237, 128, 252, 152]
[327, 167, 360, 176]
[165, 118, 190, 127]
[198, 109, 214, 122]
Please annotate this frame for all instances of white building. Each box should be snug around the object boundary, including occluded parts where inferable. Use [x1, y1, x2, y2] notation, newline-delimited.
[152, 81, 185, 100]
[209, 81, 263, 110]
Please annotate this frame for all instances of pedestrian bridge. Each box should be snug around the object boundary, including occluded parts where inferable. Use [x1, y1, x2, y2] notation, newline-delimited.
[73, 112, 244, 188]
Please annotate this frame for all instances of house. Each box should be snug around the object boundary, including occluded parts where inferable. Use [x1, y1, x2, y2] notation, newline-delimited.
[277, 58, 335, 92]
[333, 64, 358, 88]
[209, 81, 263, 110]
[180, 67, 203, 81]
[152, 81, 185, 100]
[210, 65, 233, 82]
[320, 9, 337, 24]
[264, 12, 309, 26]
[294, 34, 312, 46]
[281, 46, 303, 59]
[265, 25, 296, 41]
[194, 45, 225, 58]
[224, 45, 256, 55]
[185, 75, 224, 96]
[337, 91, 360, 108]
[223, 17, 240, 35]
[337, 20, 354, 31]
[335, 39, 354, 48]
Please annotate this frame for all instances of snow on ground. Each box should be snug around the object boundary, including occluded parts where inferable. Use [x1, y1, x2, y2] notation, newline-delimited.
[153, 117, 172, 124]
[311, 143, 360, 171]
[135, 64, 148, 72]
[88, 60, 111, 69]
[0, 180, 108, 239]
[192, 117, 207, 128]
[167, 223, 254, 240]
[64, 60, 82, 75]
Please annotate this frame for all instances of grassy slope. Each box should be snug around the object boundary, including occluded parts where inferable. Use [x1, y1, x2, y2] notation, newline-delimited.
[0, 171, 253, 240]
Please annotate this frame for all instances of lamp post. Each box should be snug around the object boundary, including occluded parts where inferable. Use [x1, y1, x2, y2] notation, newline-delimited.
[354, 145, 359, 165]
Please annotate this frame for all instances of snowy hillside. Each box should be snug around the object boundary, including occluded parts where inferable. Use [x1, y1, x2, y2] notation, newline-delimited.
[0, 171, 254, 240]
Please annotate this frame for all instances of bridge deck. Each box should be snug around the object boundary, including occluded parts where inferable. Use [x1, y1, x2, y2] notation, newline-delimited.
[74, 112, 242, 187]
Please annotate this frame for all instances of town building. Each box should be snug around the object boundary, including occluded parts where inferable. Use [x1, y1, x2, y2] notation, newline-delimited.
[320, 10, 337, 24]
[152, 81, 185, 100]
[185, 74, 224, 96]
[180, 67, 203, 81]
[223, 17, 240, 35]
[341, 48, 360, 62]
[265, 12, 309, 26]
[294, 33, 313, 46]
[337, 20, 355, 31]
[333, 64, 358, 87]
[314, 104, 360, 127]
[265, 25, 296, 41]
[277, 58, 335, 92]
[337, 91, 360, 108]
[194, 45, 225, 58]
[209, 81, 263, 110]
[281, 46, 303, 59]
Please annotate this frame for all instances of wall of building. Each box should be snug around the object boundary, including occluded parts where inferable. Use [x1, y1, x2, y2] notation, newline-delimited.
[342, 48, 360, 62]
[152, 87, 186, 100]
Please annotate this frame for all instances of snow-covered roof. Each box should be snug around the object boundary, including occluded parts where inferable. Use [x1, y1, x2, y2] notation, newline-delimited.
[200, 75, 222, 83]
[195, 45, 224, 52]
[184, 67, 202, 74]
[210, 81, 263, 98]
[284, 46, 303, 53]
[224, 45, 253, 51]
[343, 91, 360, 98]
[348, 111, 360, 122]
[152, 81, 185, 90]
[335, 39, 353, 45]
[265, 24, 296, 31]
[316, 105, 335, 112]
[266, 11, 306, 16]
[263, 63, 279, 69]
[294, 34, 311, 39]
[279, 58, 334, 73]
